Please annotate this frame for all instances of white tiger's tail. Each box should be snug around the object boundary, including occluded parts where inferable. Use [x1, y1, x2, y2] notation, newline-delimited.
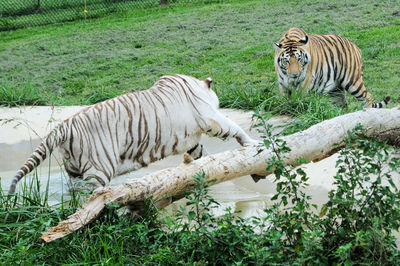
[8, 124, 67, 194]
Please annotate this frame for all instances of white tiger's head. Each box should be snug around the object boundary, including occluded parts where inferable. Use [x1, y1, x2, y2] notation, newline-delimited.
[274, 28, 311, 87]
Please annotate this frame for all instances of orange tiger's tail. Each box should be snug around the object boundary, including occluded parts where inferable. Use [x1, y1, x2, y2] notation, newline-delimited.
[371, 96, 391, 108]
[8, 124, 67, 194]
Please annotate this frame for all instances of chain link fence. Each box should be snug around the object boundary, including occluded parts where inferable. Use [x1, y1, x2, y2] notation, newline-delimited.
[0, 0, 218, 31]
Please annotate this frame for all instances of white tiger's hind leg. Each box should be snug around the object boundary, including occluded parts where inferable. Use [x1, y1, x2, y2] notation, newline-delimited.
[63, 157, 108, 192]
[70, 173, 107, 193]
[68, 177, 100, 193]
[66, 168, 109, 193]
[63, 160, 91, 193]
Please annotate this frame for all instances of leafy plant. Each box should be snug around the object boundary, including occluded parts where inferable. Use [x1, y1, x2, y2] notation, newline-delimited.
[252, 111, 400, 264]
[321, 125, 400, 263]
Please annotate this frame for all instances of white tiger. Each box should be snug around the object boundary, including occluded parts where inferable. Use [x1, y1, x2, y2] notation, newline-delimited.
[9, 74, 259, 194]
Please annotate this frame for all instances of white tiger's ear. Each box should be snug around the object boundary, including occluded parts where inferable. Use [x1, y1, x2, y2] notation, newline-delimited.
[205, 77, 213, 89]
[274, 42, 282, 52]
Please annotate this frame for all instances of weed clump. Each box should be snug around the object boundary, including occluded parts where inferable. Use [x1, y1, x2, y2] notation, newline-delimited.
[0, 81, 47, 107]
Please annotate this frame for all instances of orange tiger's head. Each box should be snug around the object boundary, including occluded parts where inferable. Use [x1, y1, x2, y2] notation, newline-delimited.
[274, 28, 311, 83]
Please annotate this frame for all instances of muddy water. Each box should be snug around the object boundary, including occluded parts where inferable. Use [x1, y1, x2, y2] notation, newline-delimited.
[1, 106, 398, 222]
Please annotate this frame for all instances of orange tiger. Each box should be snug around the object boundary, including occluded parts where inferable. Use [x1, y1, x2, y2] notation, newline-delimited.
[274, 27, 390, 108]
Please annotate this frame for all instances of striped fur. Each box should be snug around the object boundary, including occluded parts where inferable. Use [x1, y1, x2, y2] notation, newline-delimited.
[9, 74, 258, 194]
[274, 27, 390, 108]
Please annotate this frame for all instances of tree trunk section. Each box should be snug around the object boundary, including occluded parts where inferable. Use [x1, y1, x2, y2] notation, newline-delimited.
[39, 107, 400, 242]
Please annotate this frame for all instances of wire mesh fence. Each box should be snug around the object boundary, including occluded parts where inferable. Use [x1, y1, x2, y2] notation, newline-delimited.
[0, 0, 218, 31]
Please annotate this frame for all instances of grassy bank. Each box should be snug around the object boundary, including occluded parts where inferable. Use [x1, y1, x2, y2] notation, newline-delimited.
[0, 0, 399, 111]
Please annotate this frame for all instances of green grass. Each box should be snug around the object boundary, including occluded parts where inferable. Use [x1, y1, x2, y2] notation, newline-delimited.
[0, 0, 399, 110]
[258, 92, 350, 135]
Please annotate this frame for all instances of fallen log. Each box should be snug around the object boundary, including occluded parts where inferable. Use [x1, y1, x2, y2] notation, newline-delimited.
[39, 107, 400, 242]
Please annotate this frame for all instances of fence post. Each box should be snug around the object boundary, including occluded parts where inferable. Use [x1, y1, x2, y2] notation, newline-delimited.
[160, 0, 168, 5]
[35, 0, 41, 13]
[84, 0, 87, 19]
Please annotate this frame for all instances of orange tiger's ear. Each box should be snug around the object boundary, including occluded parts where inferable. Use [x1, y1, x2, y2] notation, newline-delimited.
[299, 35, 309, 45]
[274, 42, 282, 52]
[205, 77, 213, 89]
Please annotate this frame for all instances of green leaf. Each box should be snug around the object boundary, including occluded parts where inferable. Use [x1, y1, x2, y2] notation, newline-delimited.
[188, 211, 196, 222]
[319, 204, 328, 218]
